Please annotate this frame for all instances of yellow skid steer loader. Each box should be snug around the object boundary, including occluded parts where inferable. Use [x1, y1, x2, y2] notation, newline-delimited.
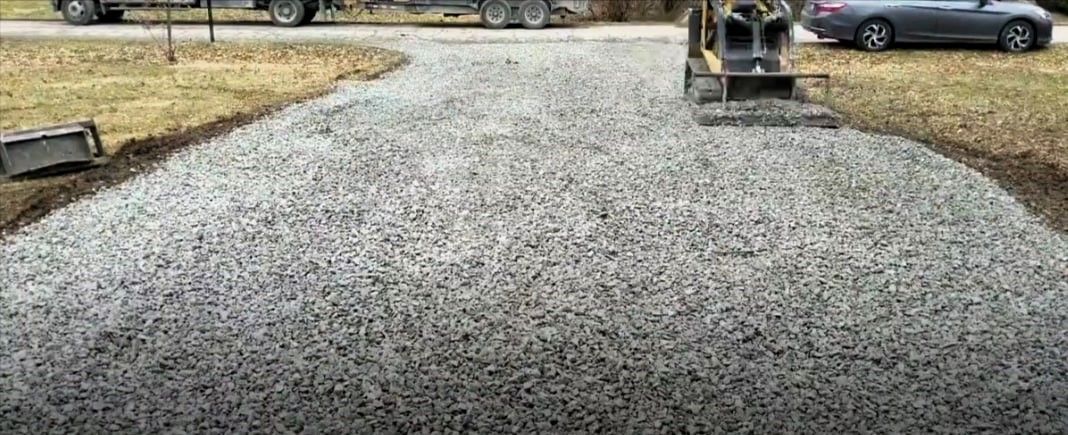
[685, 0, 839, 127]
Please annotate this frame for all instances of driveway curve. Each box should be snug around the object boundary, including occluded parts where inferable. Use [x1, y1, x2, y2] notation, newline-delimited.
[1, 41, 1066, 433]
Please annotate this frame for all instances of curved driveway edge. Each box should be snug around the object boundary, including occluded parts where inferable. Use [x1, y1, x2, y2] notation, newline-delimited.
[2, 40, 1066, 433]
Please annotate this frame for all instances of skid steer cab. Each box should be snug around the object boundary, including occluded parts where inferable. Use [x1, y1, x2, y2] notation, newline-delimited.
[684, 0, 830, 103]
[53, 0, 345, 27]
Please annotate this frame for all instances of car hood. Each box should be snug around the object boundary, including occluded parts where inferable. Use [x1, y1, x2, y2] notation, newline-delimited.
[1000, 1, 1050, 14]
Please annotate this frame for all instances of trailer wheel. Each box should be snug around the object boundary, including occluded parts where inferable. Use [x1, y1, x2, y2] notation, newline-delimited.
[479, 0, 511, 29]
[518, 0, 549, 29]
[269, 0, 306, 27]
[96, 9, 125, 23]
[61, 0, 96, 25]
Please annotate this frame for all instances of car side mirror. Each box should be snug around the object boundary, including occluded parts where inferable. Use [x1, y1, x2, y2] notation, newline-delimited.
[979, 0, 990, 7]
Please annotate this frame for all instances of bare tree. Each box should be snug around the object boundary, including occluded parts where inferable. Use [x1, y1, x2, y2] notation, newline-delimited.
[136, 1, 179, 63]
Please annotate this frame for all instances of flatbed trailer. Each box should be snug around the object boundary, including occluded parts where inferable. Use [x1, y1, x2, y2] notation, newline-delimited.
[53, 0, 344, 26]
[363, 0, 589, 29]
[52, 0, 590, 28]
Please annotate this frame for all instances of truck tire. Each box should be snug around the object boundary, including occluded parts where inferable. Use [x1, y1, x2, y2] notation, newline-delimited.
[61, 0, 96, 25]
[518, 0, 549, 29]
[269, 0, 306, 27]
[479, 0, 511, 29]
[96, 9, 124, 23]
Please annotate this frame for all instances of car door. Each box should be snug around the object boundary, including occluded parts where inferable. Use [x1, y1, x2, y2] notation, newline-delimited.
[882, 0, 943, 42]
[934, 0, 1008, 42]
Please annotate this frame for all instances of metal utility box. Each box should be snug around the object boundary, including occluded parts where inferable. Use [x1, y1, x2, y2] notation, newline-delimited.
[0, 119, 107, 180]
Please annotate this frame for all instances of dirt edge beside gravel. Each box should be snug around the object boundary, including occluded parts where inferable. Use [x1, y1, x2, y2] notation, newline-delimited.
[837, 115, 1068, 235]
[5, 56, 1060, 239]
[0, 58, 407, 240]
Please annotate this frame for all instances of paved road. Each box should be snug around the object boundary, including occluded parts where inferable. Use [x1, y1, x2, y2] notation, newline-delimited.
[2, 19, 1065, 44]
[2, 36, 1066, 432]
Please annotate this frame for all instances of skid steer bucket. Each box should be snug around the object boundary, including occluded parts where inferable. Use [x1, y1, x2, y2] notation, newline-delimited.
[1, 119, 107, 181]
[684, 0, 840, 128]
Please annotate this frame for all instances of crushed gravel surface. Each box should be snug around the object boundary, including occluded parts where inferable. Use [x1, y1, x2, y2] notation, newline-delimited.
[692, 99, 841, 128]
[2, 41, 1067, 433]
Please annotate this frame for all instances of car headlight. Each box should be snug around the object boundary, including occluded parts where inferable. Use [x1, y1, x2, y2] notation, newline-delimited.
[1042, 11, 1053, 21]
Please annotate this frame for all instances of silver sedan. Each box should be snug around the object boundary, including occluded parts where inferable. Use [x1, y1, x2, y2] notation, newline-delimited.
[800, 0, 1055, 52]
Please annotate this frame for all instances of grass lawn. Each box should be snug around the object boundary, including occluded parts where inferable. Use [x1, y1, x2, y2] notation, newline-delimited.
[800, 44, 1068, 231]
[0, 38, 403, 232]
[0, 0, 480, 23]
[2, 0, 67, 19]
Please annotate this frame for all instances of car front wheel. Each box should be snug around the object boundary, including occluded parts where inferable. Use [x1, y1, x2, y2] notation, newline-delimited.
[855, 19, 892, 52]
[999, 20, 1035, 52]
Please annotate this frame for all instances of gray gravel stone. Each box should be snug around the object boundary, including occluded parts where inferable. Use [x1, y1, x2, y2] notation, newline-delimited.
[2, 41, 1067, 434]
[693, 99, 841, 128]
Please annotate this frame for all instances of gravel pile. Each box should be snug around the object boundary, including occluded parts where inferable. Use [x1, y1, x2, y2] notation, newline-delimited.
[692, 99, 841, 128]
[2, 41, 1067, 433]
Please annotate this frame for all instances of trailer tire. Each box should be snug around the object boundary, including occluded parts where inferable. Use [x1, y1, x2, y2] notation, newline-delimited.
[269, 0, 306, 27]
[479, 0, 511, 29]
[96, 9, 124, 23]
[518, 0, 550, 29]
[61, 0, 96, 25]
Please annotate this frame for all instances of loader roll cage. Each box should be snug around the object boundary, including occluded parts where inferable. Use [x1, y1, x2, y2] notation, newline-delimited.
[685, 0, 831, 102]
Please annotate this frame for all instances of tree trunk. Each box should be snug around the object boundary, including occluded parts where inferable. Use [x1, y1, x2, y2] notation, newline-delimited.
[165, 6, 176, 63]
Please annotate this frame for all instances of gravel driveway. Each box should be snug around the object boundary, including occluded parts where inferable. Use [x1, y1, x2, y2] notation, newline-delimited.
[2, 41, 1067, 433]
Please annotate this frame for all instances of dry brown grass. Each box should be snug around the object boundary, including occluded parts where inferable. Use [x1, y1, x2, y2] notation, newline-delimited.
[799, 44, 1068, 230]
[0, 0, 49, 19]
[800, 44, 1068, 176]
[0, 38, 404, 229]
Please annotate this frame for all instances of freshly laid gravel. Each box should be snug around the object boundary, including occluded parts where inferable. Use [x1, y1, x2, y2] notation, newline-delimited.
[2, 41, 1067, 434]
[692, 99, 841, 128]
